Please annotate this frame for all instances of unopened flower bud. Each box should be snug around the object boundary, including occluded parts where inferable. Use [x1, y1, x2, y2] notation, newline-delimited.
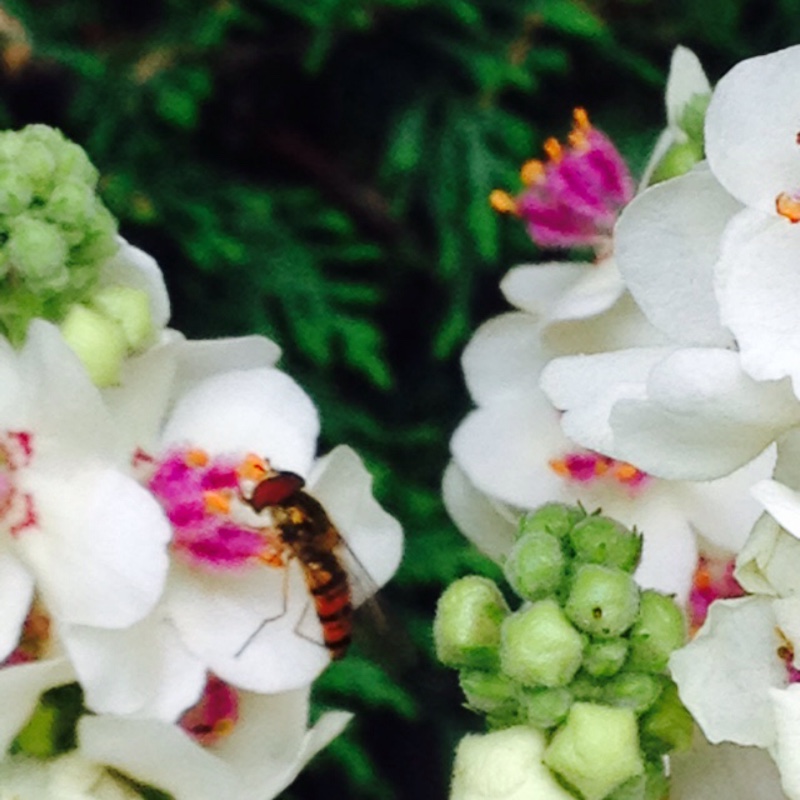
[565, 564, 640, 637]
[582, 637, 629, 678]
[628, 590, 686, 673]
[8, 216, 69, 291]
[435, 577, 510, 670]
[521, 686, 572, 730]
[500, 599, 584, 688]
[519, 503, 585, 541]
[0, 164, 33, 215]
[91, 285, 154, 351]
[18, 140, 57, 196]
[459, 670, 518, 716]
[603, 672, 664, 715]
[450, 726, 575, 800]
[504, 531, 565, 601]
[60, 304, 127, 387]
[569, 516, 642, 573]
[544, 703, 644, 800]
[44, 179, 96, 230]
[650, 140, 704, 184]
[639, 681, 694, 756]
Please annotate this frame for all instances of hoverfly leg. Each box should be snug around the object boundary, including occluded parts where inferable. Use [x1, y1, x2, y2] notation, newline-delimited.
[292, 600, 328, 652]
[234, 563, 291, 658]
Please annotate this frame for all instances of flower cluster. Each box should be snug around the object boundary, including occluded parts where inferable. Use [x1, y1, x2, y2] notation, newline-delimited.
[443, 43, 800, 800]
[436, 504, 692, 800]
[0, 125, 403, 798]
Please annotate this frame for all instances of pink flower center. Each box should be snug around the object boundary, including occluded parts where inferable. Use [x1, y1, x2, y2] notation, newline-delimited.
[549, 450, 649, 492]
[179, 674, 240, 747]
[3, 602, 51, 666]
[491, 108, 634, 252]
[139, 448, 283, 572]
[688, 554, 744, 635]
[0, 430, 37, 538]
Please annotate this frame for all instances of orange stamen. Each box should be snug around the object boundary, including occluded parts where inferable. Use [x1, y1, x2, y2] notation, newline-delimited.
[489, 189, 519, 215]
[776, 192, 800, 223]
[204, 491, 231, 515]
[185, 449, 209, 468]
[238, 453, 269, 481]
[573, 107, 591, 131]
[543, 137, 562, 162]
[614, 463, 639, 482]
[520, 159, 545, 185]
[593, 459, 610, 476]
[549, 459, 570, 477]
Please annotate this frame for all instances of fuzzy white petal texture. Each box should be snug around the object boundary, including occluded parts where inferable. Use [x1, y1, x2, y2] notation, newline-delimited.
[462, 312, 547, 404]
[670, 596, 785, 747]
[735, 514, 800, 597]
[753, 480, 800, 541]
[0, 550, 35, 660]
[61, 614, 206, 719]
[307, 445, 403, 604]
[0, 657, 75, 753]
[99, 239, 170, 329]
[666, 45, 712, 128]
[716, 210, 800, 394]
[705, 44, 800, 212]
[608, 349, 800, 480]
[442, 462, 517, 563]
[541, 347, 671, 458]
[19, 468, 170, 628]
[166, 561, 330, 693]
[451, 392, 568, 509]
[450, 726, 574, 800]
[615, 168, 738, 346]
[771, 685, 800, 800]
[160, 368, 319, 477]
[670, 731, 788, 800]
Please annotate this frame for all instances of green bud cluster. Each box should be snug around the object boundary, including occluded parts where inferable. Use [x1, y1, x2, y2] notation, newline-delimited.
[435, 503, 693, 800]
[0, 125, 120, 345]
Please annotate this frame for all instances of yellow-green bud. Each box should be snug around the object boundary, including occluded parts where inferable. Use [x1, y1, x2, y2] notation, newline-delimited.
[565, 564, 640, 637]
[627, 591, 686, 673]
[521, 686, 572, 730]
[60, 304, 127, 387]
[582, 637, 629, 678]
[639, 681, 694, 757]
[435, 577, 510, 670]
[569, 516, 642, 573]
[504, 531, 565, 601]
[8, 216, 69, 291]
[649, 140, 704, 185]
[459, 670, 518, 716]
[500, 600, 584, 688]
[18, 140, 57, 196]
[603, 672, 664, 715]
[91, 286, 154, 351]
[544, 703, 644, 800]
[519, 503, 586, 540]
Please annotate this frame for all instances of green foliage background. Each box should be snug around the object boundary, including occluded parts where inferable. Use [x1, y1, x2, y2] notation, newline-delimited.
[1, 1, 798, 796]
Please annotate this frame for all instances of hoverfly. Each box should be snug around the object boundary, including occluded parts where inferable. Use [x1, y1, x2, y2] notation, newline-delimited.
[241, 470, 353, 660]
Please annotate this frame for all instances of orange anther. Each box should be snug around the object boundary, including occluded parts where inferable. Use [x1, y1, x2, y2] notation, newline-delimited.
[543, 137, 562, 162]
[549, 459, 570, 477]
[204, 491, 231, 515]
[520, 159, 545, 185]
[213, 718, 236, 738]
[776, 192, 800, 223]
[567, 129, 589, 151]
[573, 107, 591, 130]
[185, 449, 209, 468]
[238, 453, 269, 481]
[594, 459, 610, 475]
[615, 463, 639, 482]
[489, 189, 519, 215]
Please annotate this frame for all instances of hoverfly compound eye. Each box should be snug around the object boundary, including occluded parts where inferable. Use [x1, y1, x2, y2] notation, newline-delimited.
[249, 471, 306, 511]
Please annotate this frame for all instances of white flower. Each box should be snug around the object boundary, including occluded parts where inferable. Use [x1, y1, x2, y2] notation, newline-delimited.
[63, 339, 403, 715]
[0, 320, 170, 662]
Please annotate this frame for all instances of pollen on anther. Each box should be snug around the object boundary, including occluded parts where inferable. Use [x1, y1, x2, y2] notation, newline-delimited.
[573, 107, 590, 131]
[238, 453, 269, 482]
[776, 192, 800, 223]
[203, 490, 231, 516]
[543, 137, 562, 162]
[520, 159, 545, 185]
[185, 449, 210, 468]
[489, 189, 518, 214]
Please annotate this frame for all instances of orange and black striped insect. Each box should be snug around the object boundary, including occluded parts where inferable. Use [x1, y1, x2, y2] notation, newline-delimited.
[244, 470, 352, 660]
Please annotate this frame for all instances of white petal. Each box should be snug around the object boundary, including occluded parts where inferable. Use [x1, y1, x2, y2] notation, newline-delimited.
[0, 550, 35, 660]
[753, 480, 800, 541]
[461, 312, 547, 405]
[609, 349, 800, 479]
[716, 210, 800, 394]
[736, 514, 800, 597]
[450, 392, 569, 509]
[665, 46, 711, 128]
[615, 169, 738, 346]
[166, 562, 330, 693]
[78, 716, 238, 800]
[670, 730, 787, 800]
[771, 684, 800, 800]
[0, 657, 75, 753]
[442, 462, 518, 562]
[19, 468, 170, 627]
[775, 429, 800, 491]
[670, 596, 785, 747]
[307, 446, 403, 604]
[61, 614, 206, 719]
[99, 239, 170, 329]
[705, 44, 800, 212]
[161, 368, 319, 477]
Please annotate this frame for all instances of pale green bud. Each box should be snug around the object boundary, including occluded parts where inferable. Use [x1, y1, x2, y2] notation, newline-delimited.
[0, 164, 33, 215]
[565, 564, 640, 637]
[521, 686, 572, 730]
[60, 304, 127, 387]
[54, 141, 99, 187]
[544, 703, 644, 800]
[500, 600, 583, 688]
[569, 516, 642, 573]
[90, 286, 154, 351]
[627, 591, 686, 673]
[44, 179, 96, 229]
[519, 503, 586, 540]
[8, 216, 69, 291]
[603, 672, 664, 715]
[582, 637, 629, 678]
[649, 140, 704, 184]
[435, 576, 510, 670]
[639, 681, 694, 757]
[459, 670, 518, 716]
[18, 140, 57, 196]
[504, 531, 565, 601]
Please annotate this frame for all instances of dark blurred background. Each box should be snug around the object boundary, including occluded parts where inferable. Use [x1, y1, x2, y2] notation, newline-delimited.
[2, 1, 798, 796]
